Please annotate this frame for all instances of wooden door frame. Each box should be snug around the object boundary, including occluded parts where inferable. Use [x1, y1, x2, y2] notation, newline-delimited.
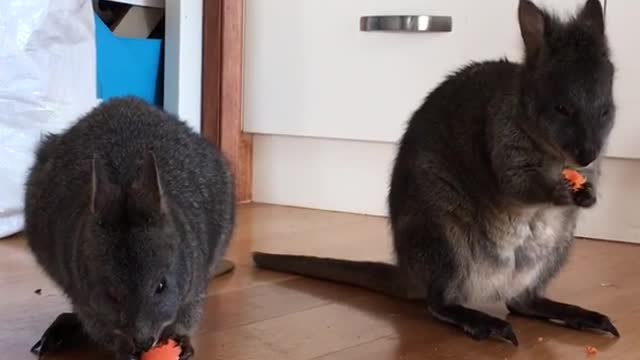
[201, 0, 251, 203]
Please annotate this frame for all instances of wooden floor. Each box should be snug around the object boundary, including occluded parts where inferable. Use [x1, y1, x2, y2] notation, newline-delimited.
[1, 204, 640, 359]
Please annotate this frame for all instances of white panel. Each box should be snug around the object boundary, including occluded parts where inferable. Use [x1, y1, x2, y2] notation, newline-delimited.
[253, 135, 393, 215]
[253, 135, 639, 244]
[244, 0, 521, 142]
[164, 0, 202, 133]
[603, 0, 640, 158]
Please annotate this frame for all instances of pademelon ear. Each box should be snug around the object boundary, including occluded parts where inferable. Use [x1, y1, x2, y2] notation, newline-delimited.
[90, 155, 122, 219]
[518, 0, 546, 62]
[578, 0, 605, 35]
[128, 151, 166, 217]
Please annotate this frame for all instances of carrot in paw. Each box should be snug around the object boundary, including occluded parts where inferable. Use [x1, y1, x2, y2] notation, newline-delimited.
[141, 339, 181, 360]
[562, 168, 587, 192]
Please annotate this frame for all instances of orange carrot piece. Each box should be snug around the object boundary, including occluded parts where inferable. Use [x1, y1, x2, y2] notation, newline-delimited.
[141, 339, 181, 360]
[562, 168, 587, 192]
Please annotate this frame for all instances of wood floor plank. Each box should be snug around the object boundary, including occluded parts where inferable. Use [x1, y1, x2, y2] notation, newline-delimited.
[201, 276, 368, 333]
[194, 299, 395, 360]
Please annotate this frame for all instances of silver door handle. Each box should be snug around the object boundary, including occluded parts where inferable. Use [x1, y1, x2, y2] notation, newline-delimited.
[360, 15, 452, 32]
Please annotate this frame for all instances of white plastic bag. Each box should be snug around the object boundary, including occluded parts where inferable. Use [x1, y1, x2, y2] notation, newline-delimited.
[0, 0, 97, 238]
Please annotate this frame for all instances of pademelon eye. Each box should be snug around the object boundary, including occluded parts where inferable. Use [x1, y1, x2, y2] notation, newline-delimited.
[554, 105, 571, 117]
[155, 279, 167, 294]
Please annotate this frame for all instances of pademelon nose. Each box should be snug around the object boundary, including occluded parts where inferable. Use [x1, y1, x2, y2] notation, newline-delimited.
[577, 148, 597, 167]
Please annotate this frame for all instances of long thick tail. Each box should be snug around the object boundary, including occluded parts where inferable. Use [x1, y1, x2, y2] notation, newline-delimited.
[252, 252, 410, 299]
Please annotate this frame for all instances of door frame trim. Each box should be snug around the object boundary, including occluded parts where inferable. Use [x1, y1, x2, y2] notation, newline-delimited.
[202, 0, 251, 202]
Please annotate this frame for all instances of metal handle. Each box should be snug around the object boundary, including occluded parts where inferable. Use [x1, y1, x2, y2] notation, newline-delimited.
[360, 15, 452, 33]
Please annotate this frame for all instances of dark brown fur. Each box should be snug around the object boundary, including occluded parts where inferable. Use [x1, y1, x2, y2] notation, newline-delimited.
[25, 97, 235, 359]
[253, 0, 618, 344]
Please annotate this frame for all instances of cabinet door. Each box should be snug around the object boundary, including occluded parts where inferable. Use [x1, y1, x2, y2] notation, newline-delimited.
[248, 0, 640, 243]
[244, 0, 608, 146]
[244, 0, 522, 142]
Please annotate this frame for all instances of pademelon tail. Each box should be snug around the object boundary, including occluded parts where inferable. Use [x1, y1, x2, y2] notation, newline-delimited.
[252, 252, 409, 299]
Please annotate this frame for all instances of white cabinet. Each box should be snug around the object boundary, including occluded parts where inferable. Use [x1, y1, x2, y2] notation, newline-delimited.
[246, 0, 640, 243]
[245, 0, 523, 142]
[244, 0, 609, 146]
[106, 0, 204, 132]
